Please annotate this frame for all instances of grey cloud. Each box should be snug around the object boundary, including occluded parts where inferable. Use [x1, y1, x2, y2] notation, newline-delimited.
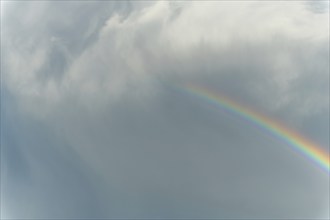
[1, 1, 329, 219]
[22, 86, 327, 218]
[1, 89, 106, 218]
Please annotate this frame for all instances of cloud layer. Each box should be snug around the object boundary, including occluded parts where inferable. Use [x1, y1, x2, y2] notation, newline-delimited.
[1, 1, 329, 218]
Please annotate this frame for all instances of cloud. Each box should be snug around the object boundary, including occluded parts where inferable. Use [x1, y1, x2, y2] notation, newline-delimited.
[4, 1, 328, 116]
[2, 1, 329, 218]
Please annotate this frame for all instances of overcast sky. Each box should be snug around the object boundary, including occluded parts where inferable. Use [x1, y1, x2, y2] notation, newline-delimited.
[1, 1, 329, 219]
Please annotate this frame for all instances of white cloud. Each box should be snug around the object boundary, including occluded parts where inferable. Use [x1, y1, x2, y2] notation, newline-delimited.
[3, 1, 328, 118]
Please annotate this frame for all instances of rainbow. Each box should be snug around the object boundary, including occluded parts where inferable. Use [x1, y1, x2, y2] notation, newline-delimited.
[181, 83, 329, 174]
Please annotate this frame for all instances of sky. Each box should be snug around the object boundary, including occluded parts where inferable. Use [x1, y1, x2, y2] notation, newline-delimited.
[1, 1, 329, 219]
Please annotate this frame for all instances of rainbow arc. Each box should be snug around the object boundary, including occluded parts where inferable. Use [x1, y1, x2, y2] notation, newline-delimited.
[182, 83, 329, 174]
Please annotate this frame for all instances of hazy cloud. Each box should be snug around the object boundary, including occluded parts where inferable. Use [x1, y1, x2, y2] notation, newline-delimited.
[1, 1, 329, 218]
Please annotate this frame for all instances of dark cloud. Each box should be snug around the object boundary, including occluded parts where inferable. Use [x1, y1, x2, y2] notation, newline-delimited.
[1, 1, 329, 219]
